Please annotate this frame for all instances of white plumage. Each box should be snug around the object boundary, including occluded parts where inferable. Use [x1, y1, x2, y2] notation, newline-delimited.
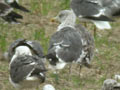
[9, 46, 32, 67]
[43, 84, 55, 90]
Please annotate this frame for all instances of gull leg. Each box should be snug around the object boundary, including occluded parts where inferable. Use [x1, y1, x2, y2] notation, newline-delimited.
[84, 22, 87, 27]
[76, 64, 80, 69]
[94, 26, 97, 38]
[68, 64, 72, 81]
[79, 65, 82, 78]
[36, 85, 39, 90]
[76, 64, 82, 77]
[54, 70, 59, 84]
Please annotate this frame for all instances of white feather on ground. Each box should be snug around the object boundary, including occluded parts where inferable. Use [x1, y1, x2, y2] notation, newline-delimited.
[43, 84, 55, 90]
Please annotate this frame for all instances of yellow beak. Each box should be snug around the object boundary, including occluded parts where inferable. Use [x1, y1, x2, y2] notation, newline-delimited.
[50, 18, 56, 22]
[50, 17, 58, 23]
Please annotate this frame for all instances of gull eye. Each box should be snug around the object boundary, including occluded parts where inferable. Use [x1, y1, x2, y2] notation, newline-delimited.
[59, 13, 64, 18]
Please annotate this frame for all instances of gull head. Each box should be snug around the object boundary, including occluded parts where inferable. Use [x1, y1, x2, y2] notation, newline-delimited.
[51, 10, 76, 23]
[15, 46, 32, 56]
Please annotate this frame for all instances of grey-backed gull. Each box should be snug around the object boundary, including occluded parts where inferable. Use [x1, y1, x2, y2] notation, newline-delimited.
[8, 39, 46, 89]
[5, 0, 30, 12]
[102, 79, 120, 90]
[47, 10, 94, 74]
[9, 54, 46, 89]
[43, 84, 55, 90]
[7, 38, 44, 62]
[0, 0, 23, 23]
[70, 0, 113, 30]
[99, 0, 120, 17]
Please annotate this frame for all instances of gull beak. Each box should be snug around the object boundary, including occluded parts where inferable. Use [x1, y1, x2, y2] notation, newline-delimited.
[50, 16, 58, 23]
[50, 18, 56, 22]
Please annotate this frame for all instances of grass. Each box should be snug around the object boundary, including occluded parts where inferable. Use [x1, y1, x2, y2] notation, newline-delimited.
[0, 0, 120, 90]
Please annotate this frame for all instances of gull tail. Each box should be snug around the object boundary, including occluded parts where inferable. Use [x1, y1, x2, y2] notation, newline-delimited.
[92, 20, 112, 30]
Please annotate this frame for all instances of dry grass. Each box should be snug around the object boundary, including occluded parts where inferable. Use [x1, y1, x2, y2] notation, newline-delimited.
[0, 0, 120, 90]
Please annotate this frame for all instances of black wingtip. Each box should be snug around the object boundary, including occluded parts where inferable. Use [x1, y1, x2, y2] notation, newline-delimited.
[8, 11, 23, 19]
[2, 11, 23, 24]
[113, 86, 120, 89]
[83, 15, 114, 22]
[2, 16, 21, 24]
[112, 10, 120, 17]
[10, 1, 30, 12]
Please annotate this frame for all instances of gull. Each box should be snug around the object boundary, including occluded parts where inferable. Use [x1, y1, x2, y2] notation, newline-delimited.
[47, 10, 94, 77]
[8, 39, 46, 89]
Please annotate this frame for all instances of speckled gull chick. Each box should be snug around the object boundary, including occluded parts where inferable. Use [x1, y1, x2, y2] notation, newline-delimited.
[47, 10, 94, 72]
[0, 0, 23, 23]
[70, 0, 114, 30]
[8, 39, 46, 89]
[102, 79, 120, 90]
